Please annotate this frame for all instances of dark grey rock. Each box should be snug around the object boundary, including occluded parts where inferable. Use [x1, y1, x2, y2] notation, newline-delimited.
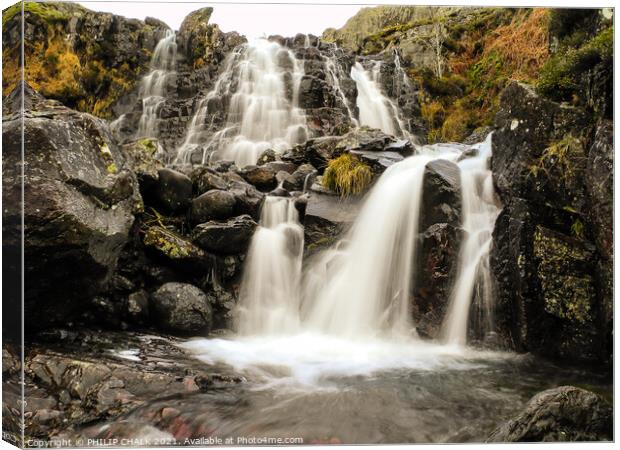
[150, 282, 212, 335]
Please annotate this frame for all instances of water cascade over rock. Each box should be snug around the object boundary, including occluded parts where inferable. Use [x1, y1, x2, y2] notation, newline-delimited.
[350, 60, 413, 140]
[136, 30, 177, 138]
[176, 39, 308, 166]
[235, 197, 305, 335]
[441, 136, 501, 345]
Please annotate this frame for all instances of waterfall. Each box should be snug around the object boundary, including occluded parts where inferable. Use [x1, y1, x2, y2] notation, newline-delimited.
[235, 197, 305, 336]
[136, 30, 177, 138]
[302, 152, 455, 338]
[322, 44, 358, 127]
[175, 39, 308, 167]
[441, 135, 500, 345]
[350, 61, 412, 139]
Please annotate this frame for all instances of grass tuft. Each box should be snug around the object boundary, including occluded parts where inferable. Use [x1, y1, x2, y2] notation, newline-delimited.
[322, 153, 373, 197]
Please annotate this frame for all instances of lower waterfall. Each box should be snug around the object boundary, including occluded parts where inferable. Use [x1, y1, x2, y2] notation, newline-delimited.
[182, 136, 502, 386]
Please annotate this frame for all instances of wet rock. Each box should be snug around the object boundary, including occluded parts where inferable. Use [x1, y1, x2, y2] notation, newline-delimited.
[150, 283, 212, 335]
[412, 223, 460, 339]
[488, 386, 612, 442]
[154, 169, 193, 214]
[190, 190, 236, 223]
[126, 290, 150, 323]
[463, 126, 493, 145]
[122, 138, 165, 190]
[143, 226, 208, 266]
[305, 107, 354, 137]
[420, 159, 461, 230]
[189, 167, 228, 195]
[192, 215, 257, 255]
[206, 284, 238, 330]
[490, 82, 610, 363]
[238, 165, 278, 190]
[2, 348, 20, 376]
[303, 192, 359, 255]
[228, 182, 265, 220]
[2, 84, 141, 330]
[257, 149, 277, 165]
[282, 164, 317, 192]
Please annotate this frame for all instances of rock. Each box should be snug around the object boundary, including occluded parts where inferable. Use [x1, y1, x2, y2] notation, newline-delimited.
[487, 386, 612, 442]
[126, 290, 150, 323]
[189, 167, 228, 195]
[153, 168, 193, 214]
[303, 192, 359, 255]
[238, 165, 278, 190]
[585, 120, 613, 348]
[2, 84, 141, 330]
[412, 223, 460, 339]
[305, 107, 354, 137]
[492, 82, 590, 211]
[190, 190, 237, 223]
[122, 138, 165, 190]
[205, 284, 237, 330]
[282, 164, 317, 192]
[420, 159, 461, 230]
[257, 149, 276, 165]
[192, 215, 257, 254]
[143, 226, 208, 266]
[2, 3, 169, 118]
[150, 283, 212, 335]
[228, 182, 265, 220]
[463, 126, 493, 145]
[490, 82, 610, 363]
[2, 348, 20, 375]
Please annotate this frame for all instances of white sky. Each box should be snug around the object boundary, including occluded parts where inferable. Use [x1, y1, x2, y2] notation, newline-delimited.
[76, 1, 368, 38]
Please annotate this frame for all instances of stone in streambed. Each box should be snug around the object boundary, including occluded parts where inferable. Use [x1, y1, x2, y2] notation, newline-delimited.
[154, 168, 193, 214]
[190, 189, 236, 223]
[150, 282, 212, 335]
[192, 215, 257, 254]
[282, 164, 317, 192]
[487, 386, 612, 442]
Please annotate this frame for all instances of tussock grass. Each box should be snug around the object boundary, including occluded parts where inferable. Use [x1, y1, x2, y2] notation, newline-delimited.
[322, 153, 373, 197]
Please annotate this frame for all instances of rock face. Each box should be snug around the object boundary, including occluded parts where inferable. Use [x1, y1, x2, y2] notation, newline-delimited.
[412, 159, 462, 338]
[490, 82, 611, 363]
[487, 386, 612, 442]
[2, 84, 141, 330]
[2, 2, 169, 117]
[150, 283, 212, 334]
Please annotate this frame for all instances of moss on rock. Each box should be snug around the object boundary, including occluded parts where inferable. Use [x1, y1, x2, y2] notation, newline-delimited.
[533, 226, 595, 324]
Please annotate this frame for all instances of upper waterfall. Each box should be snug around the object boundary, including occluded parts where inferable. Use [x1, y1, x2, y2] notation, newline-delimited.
[136, 30, 177, 138]
[350, 60, 413, 140]
[175, 38, 308, 167]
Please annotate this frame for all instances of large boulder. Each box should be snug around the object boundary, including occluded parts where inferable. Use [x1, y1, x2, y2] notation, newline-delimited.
[191, 215, 257, 254]
[487, 386, 612, 442]
[411, 159, 462, 338]
[2, 84, 141, 331]
[420, 159, 461, 230]
[190, 189, 236, 224]
[152, 169, 193, 214]
[150, 283, 212, 335]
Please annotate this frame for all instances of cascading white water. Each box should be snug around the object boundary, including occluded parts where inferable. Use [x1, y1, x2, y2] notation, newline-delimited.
[235, 197, 305, 336]
[136, 30, 177, 138]
[322, 45, 359, 127]
[175, 39, 308, 166]
[350, 60, 412, 139]
[441, 135, 500, 346]
[302, 151, 457, 338]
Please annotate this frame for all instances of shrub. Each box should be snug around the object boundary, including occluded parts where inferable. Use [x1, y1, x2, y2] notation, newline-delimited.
[322, 153, 373, 197]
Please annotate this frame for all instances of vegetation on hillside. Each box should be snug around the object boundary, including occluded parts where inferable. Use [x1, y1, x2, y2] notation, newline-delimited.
[2, 1, 155, 117]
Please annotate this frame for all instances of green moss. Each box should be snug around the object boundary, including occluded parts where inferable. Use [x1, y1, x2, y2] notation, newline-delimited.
[3, 2, 71, 27]
[322, 153, 373, 197]
[537, 26, 613, 103]
[529, 134, 586, 187]
[106, 163, 118, 174]
[143, 227, 192, 259]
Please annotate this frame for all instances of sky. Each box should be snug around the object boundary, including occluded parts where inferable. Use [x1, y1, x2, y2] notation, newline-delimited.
[76, 1, 368, 38]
